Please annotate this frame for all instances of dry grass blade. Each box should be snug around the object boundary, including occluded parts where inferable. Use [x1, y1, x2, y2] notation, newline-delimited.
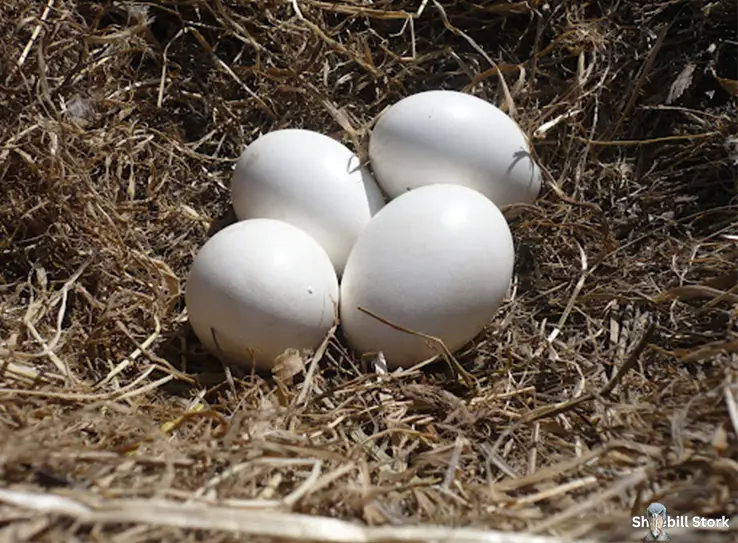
[357, 305, 479, 391]
[0, 488, 589, 543]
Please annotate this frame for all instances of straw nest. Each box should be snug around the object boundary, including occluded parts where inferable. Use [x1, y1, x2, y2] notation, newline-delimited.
[1, 1, 736, 542]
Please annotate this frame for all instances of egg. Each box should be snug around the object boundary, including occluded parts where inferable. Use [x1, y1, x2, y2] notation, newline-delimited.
[368, 90, 541, 209]
[339, 184, 514, 368]
[231, 128, 386, 276]
[185, 219, 339, 371]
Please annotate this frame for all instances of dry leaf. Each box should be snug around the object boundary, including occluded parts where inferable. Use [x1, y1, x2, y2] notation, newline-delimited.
[65, 94, 95, 127]
[666, 63, 695, 104]
[272, 348, 308, 383]
[712, 67, 738, 96]
[712, 424, 728, 455]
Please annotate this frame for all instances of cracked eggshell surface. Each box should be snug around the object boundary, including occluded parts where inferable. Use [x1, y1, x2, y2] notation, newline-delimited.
[185, 219, 339, 371]
[231, 128, 386, 276]
[339, 184, 515, 368]
[368, 90, 541, 209]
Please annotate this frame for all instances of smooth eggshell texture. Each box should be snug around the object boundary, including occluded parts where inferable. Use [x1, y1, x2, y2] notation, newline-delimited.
[185, 219, 339, 371]
[369, 90, 541, 209]
[339, 184, 514, 368]
[231, 129, 386, 276]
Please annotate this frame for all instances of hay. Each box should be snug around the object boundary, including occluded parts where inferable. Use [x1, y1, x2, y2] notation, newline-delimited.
[0, 0, 736, 542]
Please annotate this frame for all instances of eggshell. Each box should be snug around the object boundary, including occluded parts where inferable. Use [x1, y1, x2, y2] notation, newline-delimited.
[185, 219, 339, 371]
[369, 90, 541, 209]
[339, 184, 514, 368]
[231, 129, 386, 276]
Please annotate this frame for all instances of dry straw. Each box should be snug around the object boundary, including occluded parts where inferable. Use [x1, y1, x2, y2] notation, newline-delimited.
[0, 0, 736, 542]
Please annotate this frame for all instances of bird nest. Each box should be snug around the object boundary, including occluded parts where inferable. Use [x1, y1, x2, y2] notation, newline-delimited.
[0, 1, 736, 542]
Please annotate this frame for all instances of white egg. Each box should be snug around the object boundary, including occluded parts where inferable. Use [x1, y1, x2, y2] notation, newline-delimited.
[231, 129, 386, 276]
[369, 90, 541, 209]
[185, 219, 339, 371]
[339, 184, 514, 369]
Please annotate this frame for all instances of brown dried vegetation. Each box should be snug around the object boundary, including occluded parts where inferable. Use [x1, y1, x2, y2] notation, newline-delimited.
[0, 1, 737, 542]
